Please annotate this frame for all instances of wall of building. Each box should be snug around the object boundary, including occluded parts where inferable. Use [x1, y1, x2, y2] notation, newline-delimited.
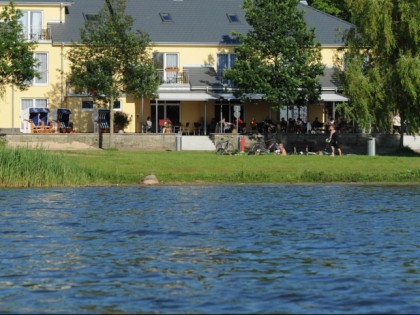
[0, 3, 343, 135]
[320, 47, 344, 67]
[4, 133, 418, 155]
[4, 133, 176, 151]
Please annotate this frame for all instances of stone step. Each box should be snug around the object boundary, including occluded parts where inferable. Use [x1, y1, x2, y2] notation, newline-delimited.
[181, 135, 216, 151]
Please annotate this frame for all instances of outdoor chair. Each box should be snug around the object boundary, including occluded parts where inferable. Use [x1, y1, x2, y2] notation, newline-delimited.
[181, 122, 190, 135]
[144, 123, 152, 133]
[101, 120, 110, 133]
[24, 119, 41, 133]
[193, 122, 202, 135]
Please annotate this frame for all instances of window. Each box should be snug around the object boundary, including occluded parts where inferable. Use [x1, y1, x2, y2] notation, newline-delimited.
[217, 53, 236, 83]
[153, 52, 179, 82]
[227, 14, 240, 23]
[19, 10, 43, 40]
[34, 52, 48, 85]
[153, 52, 179, 69]
[113, 100, 121, 110]
[81, 100, 94, 111]
[159, 13, 173, 22]
[21, 98, 48, 111]
[150, 101, 180, 132]
[84, 13, 99, 22]
[20, 98, 48, 130]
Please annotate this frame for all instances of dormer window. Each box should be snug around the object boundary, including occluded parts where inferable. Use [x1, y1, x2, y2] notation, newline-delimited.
[160, 13, 173, 22]
[227, 14, 240, 23]
[84, 13, 99, 22]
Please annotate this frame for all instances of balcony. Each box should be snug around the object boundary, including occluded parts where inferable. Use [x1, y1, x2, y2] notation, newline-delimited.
[65, 68, 192, 97]
[157, 69, 189, 85]
[23, 28, 51, 41]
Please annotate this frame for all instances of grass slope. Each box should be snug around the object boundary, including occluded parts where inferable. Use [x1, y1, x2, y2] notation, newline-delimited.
[1, 147, 419, 188]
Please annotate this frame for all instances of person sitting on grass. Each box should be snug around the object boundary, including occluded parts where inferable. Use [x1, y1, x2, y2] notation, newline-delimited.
[275, 143, 287, 156]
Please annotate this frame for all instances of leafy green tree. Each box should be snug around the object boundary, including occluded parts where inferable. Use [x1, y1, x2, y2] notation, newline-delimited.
[339, 0, 419, 146]
[0, 0, 39, 96]
[306, 0, 351, 21]
[67, 0, 159, 139]
[225, 0, 324, 111]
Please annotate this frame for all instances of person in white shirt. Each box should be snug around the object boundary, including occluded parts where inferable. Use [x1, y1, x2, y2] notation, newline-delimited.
[145, 116, 152, 133]
[393, 113, 401, 134]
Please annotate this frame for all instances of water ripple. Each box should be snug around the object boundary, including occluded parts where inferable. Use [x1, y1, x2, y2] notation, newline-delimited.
[0, 184, 419, 314]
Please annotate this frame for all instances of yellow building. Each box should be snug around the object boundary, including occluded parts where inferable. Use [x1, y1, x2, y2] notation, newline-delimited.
[0, 0, 352, 135]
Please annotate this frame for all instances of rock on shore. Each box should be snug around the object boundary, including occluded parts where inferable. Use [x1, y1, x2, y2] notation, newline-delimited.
[141, 174, 159, 185]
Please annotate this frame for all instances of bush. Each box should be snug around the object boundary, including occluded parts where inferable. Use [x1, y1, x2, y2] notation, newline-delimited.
[114, 111, 132, 131]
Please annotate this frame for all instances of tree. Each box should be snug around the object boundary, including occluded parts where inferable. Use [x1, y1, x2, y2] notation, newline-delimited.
[224, 0, 324, 111]
[306, 0, 351, 22]
[339, 0, 420, 147]
[67, 0, 159, 141]
[0, 0, 39, 96]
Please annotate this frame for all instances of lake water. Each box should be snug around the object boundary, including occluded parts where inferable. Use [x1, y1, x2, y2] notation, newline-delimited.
[0, 184, 419, 314]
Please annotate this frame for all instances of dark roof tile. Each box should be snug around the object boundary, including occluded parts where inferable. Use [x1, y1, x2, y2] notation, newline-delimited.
[36, 0, 354, 45]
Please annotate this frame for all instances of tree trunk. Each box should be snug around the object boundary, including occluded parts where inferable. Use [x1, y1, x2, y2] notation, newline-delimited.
[109, 97, 114, 148]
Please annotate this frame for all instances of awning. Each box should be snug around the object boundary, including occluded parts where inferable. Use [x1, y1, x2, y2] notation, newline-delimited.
[50, 108, 71, 121]
[216, 93, 265, 101]
[216, 92, 348, 102]
[216, 93, 238, 101]
[320, 93, 348, 102]
[58, 108, 71, 115]
[28, 107, 49, 113]
[157, 92, 217, 101]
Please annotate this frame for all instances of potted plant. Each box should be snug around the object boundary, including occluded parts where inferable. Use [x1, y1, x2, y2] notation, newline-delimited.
[165, 66, 179, 72]
[114, 111, 132, 133]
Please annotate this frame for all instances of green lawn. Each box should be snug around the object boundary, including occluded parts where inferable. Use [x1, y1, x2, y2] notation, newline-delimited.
[1, 147, 419, 188]
[56, 150, 420, 186]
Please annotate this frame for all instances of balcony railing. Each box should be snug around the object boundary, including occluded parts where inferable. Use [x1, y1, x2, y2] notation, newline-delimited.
[157, 69, 189, 85]
[217, 70, 234, 86]
[65, 69, 191, 96]
[22, 28, 51, 41]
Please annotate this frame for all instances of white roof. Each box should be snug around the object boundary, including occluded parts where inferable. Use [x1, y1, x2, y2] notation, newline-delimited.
[320, 93, 348, 102]
[216, 93, 265, 101]
[157, 92, 217, 101]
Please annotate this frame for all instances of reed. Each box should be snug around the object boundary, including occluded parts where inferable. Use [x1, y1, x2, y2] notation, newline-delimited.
[0, 146, 109, 187]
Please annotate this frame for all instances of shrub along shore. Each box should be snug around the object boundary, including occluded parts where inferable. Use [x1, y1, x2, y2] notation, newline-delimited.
[0, 146, 419, 188]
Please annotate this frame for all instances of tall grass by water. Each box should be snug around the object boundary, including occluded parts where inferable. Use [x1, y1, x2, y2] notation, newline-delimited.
[0, 146, 108, 188]
[1, 146, 419, 188]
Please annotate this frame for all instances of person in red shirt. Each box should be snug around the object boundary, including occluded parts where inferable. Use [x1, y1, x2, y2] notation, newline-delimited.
[237, 116, 245, 134]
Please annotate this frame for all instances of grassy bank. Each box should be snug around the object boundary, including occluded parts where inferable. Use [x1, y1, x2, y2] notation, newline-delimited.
[0, 146, 105, 188]
[1, 146, 419, 188]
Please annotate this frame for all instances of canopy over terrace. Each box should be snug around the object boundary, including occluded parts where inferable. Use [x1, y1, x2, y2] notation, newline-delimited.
[213, 91, 349, 126]
[151, 92, 218, 134]
[215, 93, 266, 101]
[318, 92, 349, 120]
[216, 92, 348, 102]
[320, 93, 348, 102]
